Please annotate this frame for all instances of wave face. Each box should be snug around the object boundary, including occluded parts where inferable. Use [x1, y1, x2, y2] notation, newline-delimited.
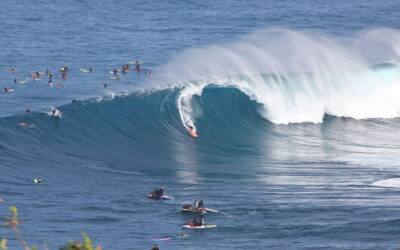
[2, 29, 400, 165]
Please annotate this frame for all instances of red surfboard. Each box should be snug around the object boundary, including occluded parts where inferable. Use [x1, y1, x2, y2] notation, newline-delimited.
[189, 129, 198, 138]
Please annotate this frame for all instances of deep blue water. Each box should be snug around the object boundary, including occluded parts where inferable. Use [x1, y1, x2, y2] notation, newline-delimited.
[1, 1, 400, 249]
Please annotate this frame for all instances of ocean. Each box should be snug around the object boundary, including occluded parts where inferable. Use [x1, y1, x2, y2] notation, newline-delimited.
[1, 0, 400, 249]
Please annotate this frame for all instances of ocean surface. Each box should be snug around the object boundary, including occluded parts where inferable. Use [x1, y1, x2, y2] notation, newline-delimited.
[1, 0, 400, 249]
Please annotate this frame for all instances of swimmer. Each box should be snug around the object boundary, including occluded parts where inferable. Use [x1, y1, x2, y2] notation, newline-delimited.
[151, 244, 159, 250]
[135, 59, 140, 69]
[6, 67, 17, 72]
[34, 177, 42, 184]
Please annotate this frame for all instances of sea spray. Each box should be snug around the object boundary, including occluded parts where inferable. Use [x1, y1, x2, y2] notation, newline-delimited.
[154, 28, 400, 126]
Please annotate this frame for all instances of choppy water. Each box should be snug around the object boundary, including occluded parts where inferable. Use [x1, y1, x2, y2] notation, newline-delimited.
[1, 1, 400, 249]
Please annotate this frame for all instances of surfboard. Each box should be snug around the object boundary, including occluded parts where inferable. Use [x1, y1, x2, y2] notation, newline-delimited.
[204, 208, 219, 213]
[189, 129, 198, 138]
[97, 84, 106, 88]
[4, 89, 14, 93]
[109, 70, 121, 73]
[150, 238, 171, 242]
[161, 195, 173, 200]
[38, 72, 46, 75]
[182, 224, 217, 229]
[18, 81, 27, 84]
[181, 208, 207, 214]
[80, 69, 89, 72]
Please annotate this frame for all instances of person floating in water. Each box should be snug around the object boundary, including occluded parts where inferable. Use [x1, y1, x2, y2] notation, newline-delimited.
[151, 244, 160, 250]
[135, 59, 140, 69]
[6, 67, 17, 72]
[14, 78, 18, 84]
[61, 66, 68, 73]
[122, 64, 129, 73]
[103, 83, 107, 88]
[89, 68, 92, 73]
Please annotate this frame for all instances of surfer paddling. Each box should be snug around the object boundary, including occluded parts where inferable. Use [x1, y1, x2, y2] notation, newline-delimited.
[6, 67, 17, 72]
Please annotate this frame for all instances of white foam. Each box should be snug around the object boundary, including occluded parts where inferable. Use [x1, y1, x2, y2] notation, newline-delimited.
[154, 28, 400, 127]
[372, 178, 400, 188]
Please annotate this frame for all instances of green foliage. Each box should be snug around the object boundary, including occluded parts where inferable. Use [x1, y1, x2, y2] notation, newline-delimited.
[59, 233, 101, 250]
[0, 238, 8, 250]
[2, 206, 102, 250]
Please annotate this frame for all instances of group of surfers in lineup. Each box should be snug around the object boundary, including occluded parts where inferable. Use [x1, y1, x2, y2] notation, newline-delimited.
[3, 59, 152, 94]
[6, 59, 198, 138]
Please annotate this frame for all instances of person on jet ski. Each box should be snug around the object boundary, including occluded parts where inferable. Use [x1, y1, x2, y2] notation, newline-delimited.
[192, 200, 199, 209]
[153, 188, 160, 197]
[192, 217, 199, 226]
[159, 186, 165, 196]
[198, 200, 204, 209]
[200, 216, 205, 226]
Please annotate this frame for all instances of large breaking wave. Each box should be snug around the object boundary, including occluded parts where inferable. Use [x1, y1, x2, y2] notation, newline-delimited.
[2, 28, 400, 164]
[154, 28, 400, 128]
